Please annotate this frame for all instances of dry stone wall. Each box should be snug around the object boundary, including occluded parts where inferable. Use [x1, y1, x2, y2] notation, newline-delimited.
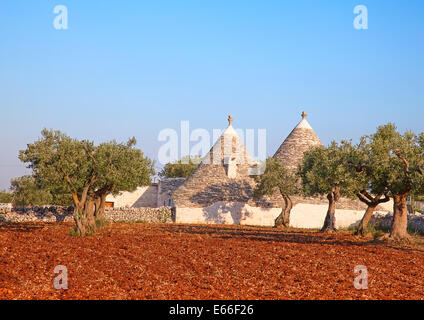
[0, 203, 13, 214]
[103, 207, 173, 223]
[2, 205, 424, 232]
[370, 212, 424, 233]
[1, 206, 74, 222]
[0, 206, 173, 224]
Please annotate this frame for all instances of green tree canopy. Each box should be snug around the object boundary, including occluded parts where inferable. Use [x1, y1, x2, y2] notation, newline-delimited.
[159, 155, 201, 178]
[345, 136, 391, 235]
[351, 124, 424, 239]
[19, 129, 154, 235]
[299, 141, 361, 232]
[0, 190, 13, 203]
[9, 175, 73, 206]
[367, 124, 424, 197]
[253, 158, 298, 227]
[11, 175, 52, 206]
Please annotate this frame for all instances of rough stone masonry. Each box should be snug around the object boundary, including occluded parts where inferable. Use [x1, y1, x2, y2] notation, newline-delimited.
[0, 206, 173, 224]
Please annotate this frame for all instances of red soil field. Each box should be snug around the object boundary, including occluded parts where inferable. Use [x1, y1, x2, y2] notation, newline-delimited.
[1, 222, 423, 300]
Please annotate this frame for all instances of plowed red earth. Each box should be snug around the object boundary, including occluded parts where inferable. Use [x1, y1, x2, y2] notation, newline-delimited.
[1, 222, 423, 300]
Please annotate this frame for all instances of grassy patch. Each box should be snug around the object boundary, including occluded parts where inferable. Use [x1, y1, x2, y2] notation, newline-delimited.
[67, 227, 81, 237]
[95, 218, 109, 229]
[346, 224, 424, 245]
[346, 224, 391, 239]
[67, 218, 108, 236]
[407, 226, 424, 237]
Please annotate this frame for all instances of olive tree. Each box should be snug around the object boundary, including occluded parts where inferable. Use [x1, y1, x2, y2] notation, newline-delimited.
[10, 175, 53, 206]
[364, 124, 424, 240]
[252, 158, 298, 228]
[159, 155, 201, 178]
[0, 190, 13, 203]
[345, 137, 391, 235]
[10, 175, 73, 206]
[19, 129, 154, 235]
[299, 141, 360, 232]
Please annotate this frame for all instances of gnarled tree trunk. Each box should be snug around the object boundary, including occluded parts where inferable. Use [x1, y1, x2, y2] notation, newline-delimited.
[321, 187, 340, 232]
[72, 186, 106, 236]
[275, 194, 293, 228]
[95, 193, 107, 221]
[390, 193, 410, 240]
[72, 186, 94, 236]
[355, 192, 390, 236]
[73, 199, 97, 236]
[356, 204, 378, 236]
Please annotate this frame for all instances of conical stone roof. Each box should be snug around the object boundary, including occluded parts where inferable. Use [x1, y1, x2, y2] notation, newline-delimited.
[200, 115, 257, 168]
[173, 116, 282, 208]
[273, 111, 322, 172]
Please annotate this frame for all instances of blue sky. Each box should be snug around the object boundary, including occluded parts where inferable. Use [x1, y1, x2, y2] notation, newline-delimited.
[0, 0, 423, 189]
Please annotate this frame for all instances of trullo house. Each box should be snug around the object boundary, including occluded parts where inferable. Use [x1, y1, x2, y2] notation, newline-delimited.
[172, 112, 392, 228]
[107, 112, 393, 228]
[172, 115, 284, 226]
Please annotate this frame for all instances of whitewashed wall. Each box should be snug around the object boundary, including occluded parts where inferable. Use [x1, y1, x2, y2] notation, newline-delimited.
[106, 185, 158, 208]
[176, 202, 281, 227]
[175, 200, 394, 229]
[289, 203, 391, 229]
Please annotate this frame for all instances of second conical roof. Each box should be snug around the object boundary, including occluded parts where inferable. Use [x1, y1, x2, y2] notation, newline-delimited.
[273, 111, 322, 172]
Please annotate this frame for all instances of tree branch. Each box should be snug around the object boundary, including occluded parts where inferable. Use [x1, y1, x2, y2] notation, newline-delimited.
[333, 186, 341, 202]
[394, 149, 410, 173]
[83, 145, 97, 166]
[58, 166, 79, 195]
[347, 161, 367, 173]
[377, 193, 391, 204]
[356, 192, 372, 206]
[361, 190, 374, 202]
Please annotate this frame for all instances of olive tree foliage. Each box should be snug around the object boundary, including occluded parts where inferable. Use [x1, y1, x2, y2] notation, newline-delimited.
[159, 155, 201, 178]
[351, 124, 424, 240]
[10, 175, 51, 206]
[9, 175, 69, 206]
[299, 141, 361, 232]
[19, 129, 154, 235]
[0, 190, 13, 203]
[252, 158, 298, 228]
[344, 137, 390, 235]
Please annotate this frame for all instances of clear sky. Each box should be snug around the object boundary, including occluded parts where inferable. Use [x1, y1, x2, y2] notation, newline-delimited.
[0, 0, 423, 189]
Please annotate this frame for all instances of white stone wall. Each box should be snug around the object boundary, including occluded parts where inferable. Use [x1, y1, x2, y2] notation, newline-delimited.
[175, 200, 394, 229]
[106, 185, 158, 208]
[0, 203, 13, 213]
[289, 203, 391, 229]
[175, 201, 281, 227]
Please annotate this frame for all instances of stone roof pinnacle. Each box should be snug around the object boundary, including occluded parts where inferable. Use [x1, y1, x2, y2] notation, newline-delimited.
[228, 115, 233, 126]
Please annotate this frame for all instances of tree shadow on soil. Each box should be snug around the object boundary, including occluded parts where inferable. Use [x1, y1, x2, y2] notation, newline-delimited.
[158, 224, 424, 253]
[0, 222, 49, 232]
